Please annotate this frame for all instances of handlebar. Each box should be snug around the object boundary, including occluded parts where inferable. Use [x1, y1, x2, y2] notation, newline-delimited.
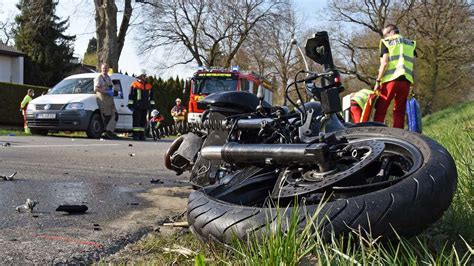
[295, 71, 335, 84]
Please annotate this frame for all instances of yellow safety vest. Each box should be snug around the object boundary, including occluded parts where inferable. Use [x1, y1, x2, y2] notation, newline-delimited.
[351, 89, 373, 109]
[380, 34, 416, 84]
[20, 95, 32, 110]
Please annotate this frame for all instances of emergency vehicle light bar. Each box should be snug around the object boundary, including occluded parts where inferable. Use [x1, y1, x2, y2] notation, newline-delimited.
[196, 65, 241, 72]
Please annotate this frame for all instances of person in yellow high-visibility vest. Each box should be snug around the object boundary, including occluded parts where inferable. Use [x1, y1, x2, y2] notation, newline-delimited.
[20, 89, 35, 133]
[374, 24, 417, 128]
[350, 88, 377, 123]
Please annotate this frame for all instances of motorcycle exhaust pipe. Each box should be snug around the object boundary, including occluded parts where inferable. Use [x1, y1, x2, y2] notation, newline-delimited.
[201, 142, 332, 171]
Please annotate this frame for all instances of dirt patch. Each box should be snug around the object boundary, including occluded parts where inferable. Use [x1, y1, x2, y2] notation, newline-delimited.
[99, 186, 192, 263]
[106, 186, 192, 232]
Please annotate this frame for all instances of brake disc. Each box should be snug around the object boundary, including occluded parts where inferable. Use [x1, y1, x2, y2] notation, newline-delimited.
[271, 139, 385, 199]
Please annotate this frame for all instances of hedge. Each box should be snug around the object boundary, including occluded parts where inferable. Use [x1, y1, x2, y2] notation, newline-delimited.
[0, 82, 49, 126]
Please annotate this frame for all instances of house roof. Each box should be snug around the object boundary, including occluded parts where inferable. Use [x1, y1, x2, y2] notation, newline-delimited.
[0, 43, 25, 57]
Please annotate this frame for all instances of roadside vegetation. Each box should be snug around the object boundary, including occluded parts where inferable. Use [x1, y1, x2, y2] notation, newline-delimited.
[0, 127, 87, 138]
[105, 101, 473, 264]
[0, 126, 28, 136]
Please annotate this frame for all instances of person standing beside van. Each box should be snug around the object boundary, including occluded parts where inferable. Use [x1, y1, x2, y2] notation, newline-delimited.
[20, 89, 34, 133]
[94, 63, 118, 139]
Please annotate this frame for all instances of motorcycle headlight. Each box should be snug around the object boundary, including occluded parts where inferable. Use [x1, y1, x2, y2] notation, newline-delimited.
[65, 102, 84, 110]
[27, 103, 36, 111]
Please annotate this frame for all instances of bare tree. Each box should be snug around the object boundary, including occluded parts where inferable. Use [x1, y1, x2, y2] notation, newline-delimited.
[325, 0, 473, 114]
[0, 16, 14, 45]
[139, 0, 286, 68]
[400, 0, 474, 113]
[94, 0, 132, 71]
[259, 5, 300, 104]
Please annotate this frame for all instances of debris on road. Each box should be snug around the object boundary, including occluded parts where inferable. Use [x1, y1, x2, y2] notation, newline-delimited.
[150, 178, 164, 184]
[128, 143, 133, 147]
[129, 153, 136, 157]
[1, 172, 16, 181]
[56, 205, 88, 214]
[1, 142, 11, 147]
[92, 223, 102, 231]
[162, 245, 196, 257]
[129, 202, 139, 206]
[163, 221, 189, 228]
[16, 199, 38, 213]
[157, 211, 187, 225]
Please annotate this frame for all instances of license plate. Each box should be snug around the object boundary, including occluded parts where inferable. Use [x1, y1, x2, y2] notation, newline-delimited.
[37, 113, 56, 119]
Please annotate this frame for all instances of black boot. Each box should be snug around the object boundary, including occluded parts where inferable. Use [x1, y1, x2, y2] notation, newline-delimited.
[132, 133, 140, 140]
[139, 131, 146, 141]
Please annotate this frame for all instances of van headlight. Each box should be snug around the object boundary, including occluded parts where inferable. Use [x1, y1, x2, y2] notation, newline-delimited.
[65, 102, 84, 110]
[27, 103, 36, 111]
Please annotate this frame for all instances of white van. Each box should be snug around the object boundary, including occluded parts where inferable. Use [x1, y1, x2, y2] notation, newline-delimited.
[26, 73, 135, 138]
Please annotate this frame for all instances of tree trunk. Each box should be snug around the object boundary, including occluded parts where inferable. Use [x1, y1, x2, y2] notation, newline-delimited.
[117, 0, 132, 62]
[94, 0, 131, 72]
[94, 0, 105, 69]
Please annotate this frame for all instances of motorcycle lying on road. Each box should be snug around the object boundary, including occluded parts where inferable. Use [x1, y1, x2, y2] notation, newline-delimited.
[165, 32, 457, 244]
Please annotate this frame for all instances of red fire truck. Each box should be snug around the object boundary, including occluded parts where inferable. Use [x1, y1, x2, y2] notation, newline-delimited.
[186, 66, 274, 123]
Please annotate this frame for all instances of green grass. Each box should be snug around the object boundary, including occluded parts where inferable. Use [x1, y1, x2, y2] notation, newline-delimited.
[421, 100, 474, 245]
[0, 126, 178, 140]
[0, 127, 88, 138]
[0, 127, 30, 136]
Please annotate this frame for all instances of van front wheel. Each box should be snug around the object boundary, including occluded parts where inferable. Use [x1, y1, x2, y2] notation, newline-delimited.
[86, 113, 104, 139]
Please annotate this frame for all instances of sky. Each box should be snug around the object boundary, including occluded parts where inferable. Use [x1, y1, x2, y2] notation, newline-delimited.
[0, 0, 328, 78]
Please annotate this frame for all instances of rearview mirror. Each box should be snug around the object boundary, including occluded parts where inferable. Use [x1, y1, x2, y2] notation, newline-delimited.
[304, 31, 335, 70]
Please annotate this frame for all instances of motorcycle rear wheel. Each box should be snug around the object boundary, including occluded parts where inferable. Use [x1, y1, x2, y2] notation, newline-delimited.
[187, 127, 457, 243]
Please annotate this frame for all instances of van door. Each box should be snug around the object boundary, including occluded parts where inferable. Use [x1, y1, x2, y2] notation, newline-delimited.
[112, 79, 132, 130]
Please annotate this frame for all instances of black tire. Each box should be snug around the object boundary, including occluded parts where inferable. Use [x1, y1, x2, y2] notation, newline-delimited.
[30, 128, 49, 136]
[346, 121, 387, 128]
[187, 127, 457, 243]
[86, 113, 104, 139]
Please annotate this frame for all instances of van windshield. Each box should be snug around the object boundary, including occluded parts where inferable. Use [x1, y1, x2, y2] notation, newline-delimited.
[48, 78, 94, 94]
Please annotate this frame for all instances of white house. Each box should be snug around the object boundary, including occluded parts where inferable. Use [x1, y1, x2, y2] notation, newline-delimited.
[0, 43, 24, 84]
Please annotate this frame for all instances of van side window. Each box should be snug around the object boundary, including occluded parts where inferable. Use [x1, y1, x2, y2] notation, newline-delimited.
[112, 80, 123, 98]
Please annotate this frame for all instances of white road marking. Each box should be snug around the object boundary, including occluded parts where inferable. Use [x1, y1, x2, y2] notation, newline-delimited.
[11, 144, 120, 148]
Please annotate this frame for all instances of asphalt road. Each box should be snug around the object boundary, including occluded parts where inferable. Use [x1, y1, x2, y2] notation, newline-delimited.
[0, 135, 191, 264]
